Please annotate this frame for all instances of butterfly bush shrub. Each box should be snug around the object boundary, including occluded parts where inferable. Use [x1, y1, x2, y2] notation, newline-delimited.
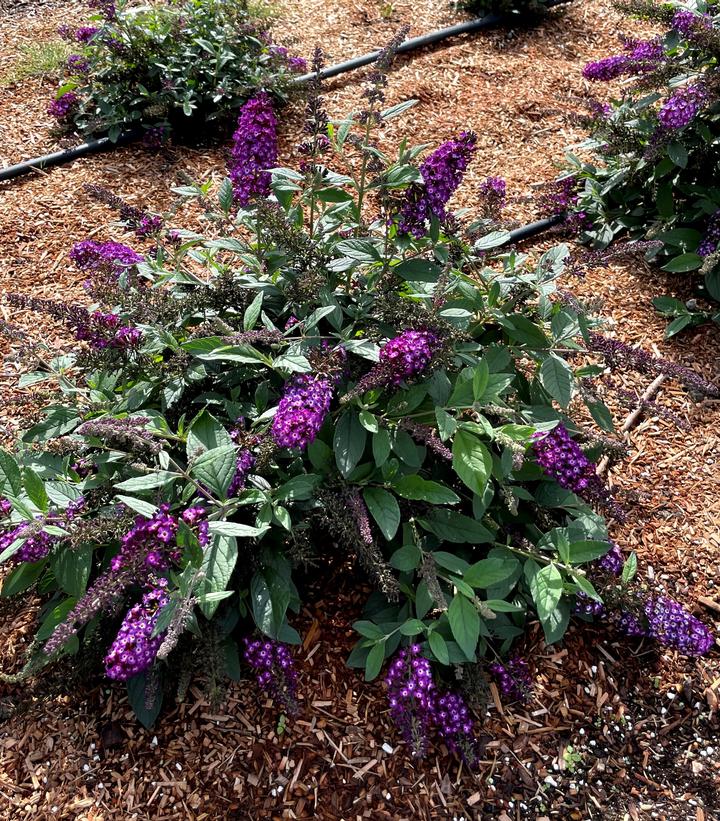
[51, 0, 303, 141]
[1, 57, 713, 745]
[567, 0, 720, 332]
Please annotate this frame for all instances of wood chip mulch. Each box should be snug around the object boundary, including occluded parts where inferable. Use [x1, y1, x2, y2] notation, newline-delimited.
[1, 1, 719, 819]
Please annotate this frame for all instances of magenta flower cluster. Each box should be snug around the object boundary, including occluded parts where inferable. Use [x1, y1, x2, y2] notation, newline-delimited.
[75, 311, 143, 350]
[386, 644, 436, 757]
[229, 92, 278, 206]
[70, 240, 143, 273]
[672, 9, 712, 37]
[386, 645, 476, 762]
[0, 523, 55, 564]
[244, 638, 298, 714]
[575, 541, 624, 617]
[379, 330, 439, 385]
[180, 505, 210, 547]
[398, 132, 477, 237]
[533, 424, 624, 520]
[269, 45, 307, 73]
[104, 581, 170, 681]
[0, 498, 11, 517]
[271, 374, 333, 450]
[582, 38, 664, 82]
[48, 92, 79, 121]
[658, 83, 707, 130]
[490, 655, 532, 702]
[112, 504, 180, 573]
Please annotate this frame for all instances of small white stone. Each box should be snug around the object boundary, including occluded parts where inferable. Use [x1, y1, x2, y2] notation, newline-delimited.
[544, 776, 558, 787]
[175, 762, 182, 771]
[151, 736, 158, 746]
[382, 743, 394, 754]
[82, 764, 90, 772]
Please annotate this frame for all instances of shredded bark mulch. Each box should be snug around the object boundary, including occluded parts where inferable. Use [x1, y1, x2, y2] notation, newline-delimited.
[0, 0, 719, 819]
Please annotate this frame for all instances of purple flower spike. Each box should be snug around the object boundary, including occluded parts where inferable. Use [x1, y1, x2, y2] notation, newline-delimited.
[644, 596, 714, 656]
[582, 55, 629, 82]
[385, 645, 435, 757]
[379, 330, 439, 385]
[48, 91, 79, 121]
[0, 523, 55, 564]
[398, 132, 477, 237]
[433, 690, 478, 766]
[104, 582, 170, 681]
[271, 374, 333, 450]
[229, 92, 278, 207]
[658, 83, 707, 130]
[244, 638, 298, 714]
[228, 450, 255, 496]
[533, 424, 625, 520]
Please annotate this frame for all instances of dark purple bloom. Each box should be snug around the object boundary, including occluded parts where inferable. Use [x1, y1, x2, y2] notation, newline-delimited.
[48, 91, 79, 121]
[490, 655, 532, 702]
[582, 55, 629, 82]
[271, 374, 333, 450]
[75, 26, 99, 43]
[432, 690, 477, 766]
[229, 93, 278, 206]
[698, 210, 720, 257]
[533, 424, 625, 520]
[0, 523, 54, 564]
[104, 582, 170, 681]
[135, 214, 164, 238]
[75, 311, 142, 350]
[111, 504, 179, 573]
[70, 240, 143, 273]
[270, 45, 307, 73]
[227, 450, 255, 497]
[643, 596, 714, 656]
[658, 83, 707, 130]
[180, 505, 209, 547]
[244, 638, 298, 714]
[379, 330, 439, 385]
[478, 176, 506, 219]
[142, 126, 167, 152]
[386, 645, 435, 757]
[672, 9, 712, 37]
[67, 54, 90, 75]
[0, 499, 11, 517]
[398, 132, 477, 237]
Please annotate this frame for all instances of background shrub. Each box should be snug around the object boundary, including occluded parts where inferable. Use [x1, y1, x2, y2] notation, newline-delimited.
[462, 0, 556, 18]
[568, 0, 720, 330]
[51, 0, 303, 141]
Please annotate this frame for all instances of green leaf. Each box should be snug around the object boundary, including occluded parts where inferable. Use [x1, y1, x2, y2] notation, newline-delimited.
[114, 471, 179, 492]
[399, 619, 425, 636]
[392, 475, 459, 505]
[568, 540, 612, 564]
[358, 410, 379, 433]
[198, 534, 238, 617]
[0, 449, 22, 497]
[23, 467, 49, 513]
[51, 546, 93, 598]
[186, 410, 233, 458]
[353, 620, 385, 639]
[36, 597, 77, 642]
[667, 142, 688, 168]
[528, 562, 564, 622]
[435, 407, 457, 441]
[432, 551, 469, 574]
[390, 544, 422, 571]
[363, 487, 401, 540]
[662, 253, 703, 273]
[115, 495, 159, 518]
[464, 556, 519, 589]
[452, 429, 491, 497]
[539, 355, 573, 408]
[448, 594, 479, 660]
[419, 509, 493, 543]
[586, 400, 615, 432]
[218, 177, 234, 214]
[127, 672, 163, 728]
[372, 428, 392, 467]
[428, 630, 450, 665]
[365, 641, 386, 681]
[621, 552, 638, 583]
[1, 560, 45, 597]
[275, 474, 321, 502]
[334, 411, 367, 478]
[191, 445, 237, 498]
[208, 522, 268, 538]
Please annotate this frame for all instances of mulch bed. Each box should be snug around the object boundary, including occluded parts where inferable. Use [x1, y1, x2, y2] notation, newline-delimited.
[1, 0, 719, 819]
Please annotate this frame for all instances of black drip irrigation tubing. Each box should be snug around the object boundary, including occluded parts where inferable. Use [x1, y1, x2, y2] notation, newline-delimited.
[503, 213, 566, 244]
[0, 0, 571, 183]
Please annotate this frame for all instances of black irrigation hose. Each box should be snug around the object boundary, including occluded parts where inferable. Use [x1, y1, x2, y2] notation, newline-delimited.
[0, 0, 572, 183]
[504, 213, 566, 244]
[0, 130, 140, 183]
